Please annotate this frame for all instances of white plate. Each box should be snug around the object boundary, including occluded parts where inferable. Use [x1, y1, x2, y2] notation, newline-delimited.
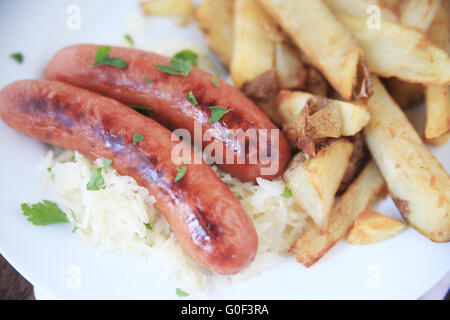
[0, 0, 449, 300]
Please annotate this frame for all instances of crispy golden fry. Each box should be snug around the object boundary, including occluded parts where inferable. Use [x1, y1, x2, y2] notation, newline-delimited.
[424, 2, 450, 139]
[140, 0, 194, 26]
[290, 161, 385, 267]
[338, 14, 450, 86]
[364, 77, 450, 242]
[195, 0, 233, 67]
[258, 0, 372, 101]
[383, 78, 424, 109]
[275, 43, 306, 90]
[400, 0, 440, 31]
[347, 210, 408, 245]
[278, 91, 370, 156]
[284, 139, 354, 231]
[231, 0, 277, 100]
[323, 0, 399, 22]
[426, 131, 450, 146]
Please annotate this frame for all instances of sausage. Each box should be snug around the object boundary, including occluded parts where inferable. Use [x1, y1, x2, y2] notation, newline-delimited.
[44, 44, 291, 182]
[0, 80, 258, 275]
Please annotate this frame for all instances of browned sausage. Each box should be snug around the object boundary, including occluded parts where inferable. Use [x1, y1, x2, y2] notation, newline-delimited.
[0, 80, 258, 275]
[44, 44, 291, 182]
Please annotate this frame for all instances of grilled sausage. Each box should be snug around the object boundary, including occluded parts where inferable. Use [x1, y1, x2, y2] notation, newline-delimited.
[0, 79, 258, 275]
[44, 44, 291, 182]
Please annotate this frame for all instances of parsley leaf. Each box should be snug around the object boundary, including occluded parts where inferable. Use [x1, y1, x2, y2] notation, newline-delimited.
[144, 223, 152, 230]
[208, 106, 232, 123]
[174, 165, 187, 182]
[124, 34, 134, 46]
[21, 200, 69, 226]
[10, 52, 24, 64]
[174, 49, 198, 66]
[103, 158, 112, 170]
[212, 76, 219, 88]
[281, 186, 293, 198]
[93, 46, 127, 69]
[176, 288, 189, 297]
[87, 168, 105, 190]
[130, 105, 152, 117]
[70, 155, 76, 162]
[144, 77, 151, 84]
[187, 91, 198, 106]
[157, 59, 192, 76]
[133, 132, 144, 145]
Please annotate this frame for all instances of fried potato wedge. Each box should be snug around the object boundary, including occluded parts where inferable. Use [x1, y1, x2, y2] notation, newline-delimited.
[141, 0, 194, 26]
[383, 78, 424, 109]
[255, 96, 283, 126]
[290, 161, 385, 267]
[426, 131, 450, 146]
[275, 42, 306, 90]
[338, 14, 450, 86]
[347, 210, 408, 245]
[364, 77, 450, 242]
[195, 0, 233, 67]
[284, 139, 354, 230]
[258, 0, 372, 101]
[303, 66, 330, 97]
[323, 0, 399, 22]
[278, 91, 370, 156]
[400, 0, 440, 31]
[231, 0, 277, 100]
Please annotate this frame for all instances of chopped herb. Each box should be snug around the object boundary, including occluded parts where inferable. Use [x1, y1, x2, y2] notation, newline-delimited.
[208, 106, 232, 123]
[144, 223, 152, 230]
[157, 59, 192, 76]
[103, 158, 112, 170]
[93, 46, 127, 68]
[70, 155, 76, 162]
[187, 91, 198, 106]
[10, 52, 23, 64]
[174, 49, 198, 66]
[71, 210, 79, 233]
[176, 288, 189, 297]
[47, 168, 55, 182]
[281, 186, 293, 198]
[86, 168, 105, 190]
[21, 200, 69, 226]
[212, 76, 219, 88]
[133, 132, 144, 145]
[124, 34, 134, 46]
[144, 77, 151, 84]
[130, 105, 152, 117]
[174, 165, 187, 182]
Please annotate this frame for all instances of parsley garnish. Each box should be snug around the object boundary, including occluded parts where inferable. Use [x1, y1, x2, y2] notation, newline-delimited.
[133, 132, 144, 145]
[212, 76, 219, 88]
[103, 159, 112, 170]
[70, 155, 76, 162]
[187, 91, 198, 106]
[93, 46, 127, 68]
[176, 288, 189, 297]
[157, 59, 192, 76]
[10, 52, 23, 64]
[174, 49, 198, 66]
[144, 223, 152, 230]
[87, 168, 105, 190]
[124, 34, 134, 46]
[130, 105, 152, 117]
[281, 186, 293, 198]
[174, 165, 187, 182]
[208, 106, 232, 123]
[21, 201, 69, 225]
[144, 77, 151, 84]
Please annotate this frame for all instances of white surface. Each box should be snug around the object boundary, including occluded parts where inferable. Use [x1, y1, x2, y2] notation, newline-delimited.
[0, 0, 449, 300]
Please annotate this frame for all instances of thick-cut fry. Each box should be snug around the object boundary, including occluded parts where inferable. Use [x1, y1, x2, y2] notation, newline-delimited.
[278, 91, 370, 156]
[426, 131, 450, 146]
[140, 0, 194, 26]
[255, 96, 283, 126]
[364, 77, 450, 242]
[231, 0, 277, 100]
[383, 78, 424, 109]
[400, 0, 440, 31]
[195, 0, 233, 66]
[347, 210, 408, 245]
[323, 0, 399, 22]
[258, 0, 372, 101]
[275, 43, 306, 90]
[284, 139, 354, 231]
[303, 66, 329, 97]
[338, 14, 450, 86]
[290, 161, 385, 267]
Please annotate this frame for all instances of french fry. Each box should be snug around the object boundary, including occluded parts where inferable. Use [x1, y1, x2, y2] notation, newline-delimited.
[278, 91, 370, 156]
[275, 42, 306, 90]
[363, 77, 450, 242]
[284, 139, 354, 231]
[303, 66, 330, 97]
[140, 0, 194, 26]
[231, 0, 277, 100]
[290, 161, 385, 267]
[338, 14, 450, 86]
[323, 0, 399, 22]
[426, 131, 450, 146]
[400, 0, 440, 31]
[383, 78, 424, 109]
[347, 210, 408, 245]
[255, 96, 283, 126]
[258, 0, 373, 101]
[195, 0, 233, 67]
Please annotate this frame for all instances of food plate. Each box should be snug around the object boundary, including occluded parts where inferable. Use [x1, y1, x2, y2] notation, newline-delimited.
[0, 0, 449, 299]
